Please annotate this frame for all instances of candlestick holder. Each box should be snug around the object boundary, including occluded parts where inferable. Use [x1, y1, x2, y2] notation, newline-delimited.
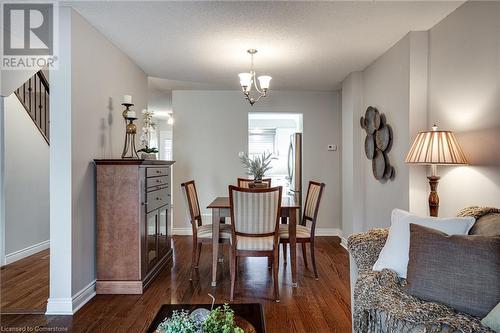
[121, 103, 139, 159]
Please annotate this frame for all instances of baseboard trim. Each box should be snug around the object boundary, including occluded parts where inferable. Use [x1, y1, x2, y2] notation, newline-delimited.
[46, 280, 96, 315]
[173, 227, 343, 237]
[172, 227, 193, 235]
[340, 236, 348, 251]
[45, 298, 73, 315]
[72, 280, 96, 313]
[5, 239, 49, 265]
[315, 228, 342, 236]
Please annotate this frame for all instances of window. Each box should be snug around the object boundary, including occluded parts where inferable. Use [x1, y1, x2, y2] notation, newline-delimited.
[159, 130, 173, 160]
[248, 129, 276, 157]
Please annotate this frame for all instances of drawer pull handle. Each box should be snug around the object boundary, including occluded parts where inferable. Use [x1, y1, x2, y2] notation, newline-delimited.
[156, 197, 162, 201]
[156, 179, 161, 183]
[156, 170, 161, 174]
[142, 202, 148, 205]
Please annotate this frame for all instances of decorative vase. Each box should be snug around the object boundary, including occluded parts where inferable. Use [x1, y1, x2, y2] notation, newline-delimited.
[141, 152, 157, 160]
[249, 180, 267, 188]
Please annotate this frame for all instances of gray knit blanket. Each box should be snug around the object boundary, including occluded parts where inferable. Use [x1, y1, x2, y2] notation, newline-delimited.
[347, 207, 499, 333]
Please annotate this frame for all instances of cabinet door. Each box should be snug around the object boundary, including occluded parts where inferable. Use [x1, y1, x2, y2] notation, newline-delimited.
[146, 211, 158, 270]
[158, 205, 169, 256]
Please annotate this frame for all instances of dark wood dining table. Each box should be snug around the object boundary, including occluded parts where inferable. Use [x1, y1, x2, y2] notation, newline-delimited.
[207, 196, 301, 288]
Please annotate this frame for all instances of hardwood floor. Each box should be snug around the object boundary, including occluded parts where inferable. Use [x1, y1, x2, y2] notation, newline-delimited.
[0, 236, 351, 332]
[1, 249, 49, 313]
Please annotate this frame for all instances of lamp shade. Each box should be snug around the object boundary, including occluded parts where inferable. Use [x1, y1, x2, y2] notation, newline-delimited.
[405, 127, 468, 165]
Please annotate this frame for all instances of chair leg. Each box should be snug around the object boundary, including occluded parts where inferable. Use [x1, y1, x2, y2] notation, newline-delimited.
[228, 246, 232, 278]
[273, 252, 280, 303]
[230, 252, 237, 301]
[282, 243, 288, 264]
[195, 243, 202, 268]
[310, 240, 319, 280]
[301, 243, 308, 268]
[190, 239, 198, 281]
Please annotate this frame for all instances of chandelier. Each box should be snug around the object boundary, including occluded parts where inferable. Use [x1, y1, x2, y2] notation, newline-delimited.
[238, 49, 272, 106]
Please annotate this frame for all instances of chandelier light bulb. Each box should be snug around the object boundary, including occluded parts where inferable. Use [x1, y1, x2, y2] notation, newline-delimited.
[238, 73, 253, 88]
[257, 75, 272, 90]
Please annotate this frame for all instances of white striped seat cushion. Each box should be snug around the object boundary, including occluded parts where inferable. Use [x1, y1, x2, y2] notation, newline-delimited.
[234, 235, 274, 251]
[197, 224, 232, 239]
[279, 225, 311, 239]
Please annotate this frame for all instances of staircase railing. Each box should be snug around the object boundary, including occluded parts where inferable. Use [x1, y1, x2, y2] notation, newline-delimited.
[14, 70, 50, 144]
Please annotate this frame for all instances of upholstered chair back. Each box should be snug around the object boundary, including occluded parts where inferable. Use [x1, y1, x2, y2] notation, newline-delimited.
[229, 186, 282, 251]
[237, 178, 272, 188]
[302, 181, 325, 233]
[181, 181, 202, 233]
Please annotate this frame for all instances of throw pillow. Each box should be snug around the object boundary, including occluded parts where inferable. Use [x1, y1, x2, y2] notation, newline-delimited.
[469, 213, 500, 236]
[482, 302, 500, 332]
[406, 224, 500, 318]
[372, 209, 475, 278]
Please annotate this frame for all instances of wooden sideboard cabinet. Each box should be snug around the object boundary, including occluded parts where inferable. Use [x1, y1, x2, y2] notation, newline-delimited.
[94, 159, 175, 294]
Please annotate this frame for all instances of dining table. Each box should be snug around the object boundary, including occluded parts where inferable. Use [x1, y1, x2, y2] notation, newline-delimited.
[207, 195, 301, 288]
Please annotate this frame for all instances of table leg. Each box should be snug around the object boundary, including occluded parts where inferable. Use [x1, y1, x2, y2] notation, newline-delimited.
[212, 208, 220, 287]
[289, 209, 298, 288]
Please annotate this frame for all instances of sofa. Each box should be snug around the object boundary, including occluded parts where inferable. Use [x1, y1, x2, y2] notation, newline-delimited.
[347, 207, 500, 333]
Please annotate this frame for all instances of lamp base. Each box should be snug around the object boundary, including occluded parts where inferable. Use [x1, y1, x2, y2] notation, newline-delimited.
[427, 176, 440, 217]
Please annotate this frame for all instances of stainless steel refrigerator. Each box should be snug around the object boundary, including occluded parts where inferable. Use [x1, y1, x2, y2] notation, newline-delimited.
[287, 133, 302, 208]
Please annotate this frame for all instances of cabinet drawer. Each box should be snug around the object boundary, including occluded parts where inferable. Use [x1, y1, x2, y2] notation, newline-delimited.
[146, 176, 169, 189]
[146, 188, 169, 212]
[146, 167, 169, 178]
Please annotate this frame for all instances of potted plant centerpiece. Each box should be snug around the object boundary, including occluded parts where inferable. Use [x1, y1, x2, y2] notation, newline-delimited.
[139, 109, 159, 160]
[239, 152, 276, 188]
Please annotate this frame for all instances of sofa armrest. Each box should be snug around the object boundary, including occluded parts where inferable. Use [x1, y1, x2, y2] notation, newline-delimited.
[347, 228, 388, 273]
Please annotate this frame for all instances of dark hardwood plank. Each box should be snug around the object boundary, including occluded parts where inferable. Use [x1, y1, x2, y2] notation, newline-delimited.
[1, 249, 49, 312]
[0, 236, 351, 332]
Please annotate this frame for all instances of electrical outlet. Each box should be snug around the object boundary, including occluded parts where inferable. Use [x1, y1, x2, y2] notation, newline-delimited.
[328, 144, 337, 151]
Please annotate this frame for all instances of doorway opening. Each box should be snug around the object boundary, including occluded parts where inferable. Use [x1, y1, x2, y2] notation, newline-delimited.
[248, 113, 303, 195]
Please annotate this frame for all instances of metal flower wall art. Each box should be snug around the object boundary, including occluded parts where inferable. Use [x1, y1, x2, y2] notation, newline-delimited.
[360, 106, 395, 182]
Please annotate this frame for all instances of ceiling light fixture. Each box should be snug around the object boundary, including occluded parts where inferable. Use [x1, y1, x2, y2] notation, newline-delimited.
[238, 49, 271, 106]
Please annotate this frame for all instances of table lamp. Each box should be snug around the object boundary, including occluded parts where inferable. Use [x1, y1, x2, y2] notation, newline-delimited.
[405, 125, 468, 217]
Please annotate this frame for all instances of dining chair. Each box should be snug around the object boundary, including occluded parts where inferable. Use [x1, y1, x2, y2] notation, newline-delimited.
[229, 185, 282, 302]
[181, 180, 232, 280]
[280, 181, 325, 280]
[237, 178, 272, 188]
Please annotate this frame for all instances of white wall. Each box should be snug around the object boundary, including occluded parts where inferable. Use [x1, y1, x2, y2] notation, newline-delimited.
[1, 69, 40, 97]
[172, 90, 341, 233]
[70, 9, 147, 297]
[4, 94, 49, 260]
[427, 1, 500, 216]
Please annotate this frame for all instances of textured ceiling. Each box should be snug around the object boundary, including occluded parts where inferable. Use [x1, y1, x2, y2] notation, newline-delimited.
[67, 1, 463, 91]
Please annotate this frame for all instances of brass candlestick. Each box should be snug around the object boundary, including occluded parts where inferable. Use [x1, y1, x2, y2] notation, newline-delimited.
[121, 103, 139, 159]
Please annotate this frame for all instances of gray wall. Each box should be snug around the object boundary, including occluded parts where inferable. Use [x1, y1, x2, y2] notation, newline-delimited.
[341, 72, 365, 235]
[4, 94, 49, 257]
[361, 34, 411, 229]
[427, 1, 500, 216]
[172, 90, 342, 233]
[70, 10, 148, 295]
[341, 1, 500, 235]
[341, 31, 429, 233]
